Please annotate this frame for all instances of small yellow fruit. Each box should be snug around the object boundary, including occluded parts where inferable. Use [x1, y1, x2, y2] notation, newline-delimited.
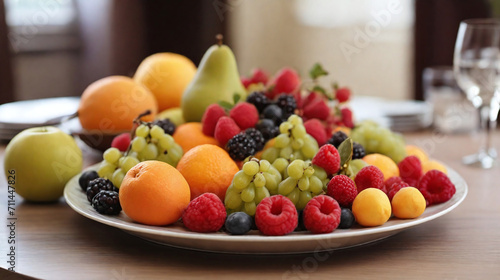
[405, 145, 429, 164]
[352, 188, 391, 227]
[363, 153, 399, 181]
[422, 160, 447, 174]
[391, 187, 426, 219]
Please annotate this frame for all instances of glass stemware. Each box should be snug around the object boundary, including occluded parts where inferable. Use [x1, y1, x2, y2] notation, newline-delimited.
[453, 18, 500, 169]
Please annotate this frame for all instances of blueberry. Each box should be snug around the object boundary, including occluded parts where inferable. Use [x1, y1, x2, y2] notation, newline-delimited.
[225, 212, 253, 235]
[338, 208, 355, 229]
[261, 104, 283, 125]
[78, 170, 99, 192]
[255, 119, 279, 141]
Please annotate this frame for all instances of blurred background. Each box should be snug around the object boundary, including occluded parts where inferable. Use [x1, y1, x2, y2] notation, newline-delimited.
[0, 0, 494, 105]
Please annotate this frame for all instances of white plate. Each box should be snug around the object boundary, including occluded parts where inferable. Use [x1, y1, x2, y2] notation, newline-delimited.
[64, 165, 467, 254]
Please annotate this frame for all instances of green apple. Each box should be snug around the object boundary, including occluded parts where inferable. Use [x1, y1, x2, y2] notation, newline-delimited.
[4, 126, 83, 202]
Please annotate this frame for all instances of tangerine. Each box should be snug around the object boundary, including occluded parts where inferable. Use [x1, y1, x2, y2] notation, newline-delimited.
[78, 76, 157, 131]
[176, 144, 239, 201]
[119, 161, 190, 226]
[173, 122, 219, 153]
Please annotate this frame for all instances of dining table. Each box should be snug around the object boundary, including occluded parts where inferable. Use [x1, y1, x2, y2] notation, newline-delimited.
[0, 128, 499, 280]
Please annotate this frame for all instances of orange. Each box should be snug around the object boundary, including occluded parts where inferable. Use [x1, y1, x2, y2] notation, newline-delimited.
[78, 76, 157, 131]
[255, 138, 275, 159]
[352, 188, 392, 227]
[405, 145, 429, 164]
[173, 122, 219, 153]
[119, 161, 190, 226]
[176, 144, 239, 201]
[363, 153, 399, 181]
[391, 187, 426, 219]
[134, 53, 197, 111]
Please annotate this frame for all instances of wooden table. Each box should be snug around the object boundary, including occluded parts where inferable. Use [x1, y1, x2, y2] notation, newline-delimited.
[1, 130, 499, 280]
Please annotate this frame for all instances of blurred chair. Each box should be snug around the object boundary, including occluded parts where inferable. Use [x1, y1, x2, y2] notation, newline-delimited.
[0, 0, 13, 104]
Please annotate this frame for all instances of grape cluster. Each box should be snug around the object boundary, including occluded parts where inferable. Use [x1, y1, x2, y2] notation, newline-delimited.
[275, 159, 328, 210]
[261, 114, 319, 163]
[97, 123, 184, 187]
[224, 159, 282, 216]
[350, 121, 406, 163]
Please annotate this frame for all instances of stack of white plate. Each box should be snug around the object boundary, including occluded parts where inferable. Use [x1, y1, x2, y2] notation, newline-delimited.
[350, 96, 433, 132]
[0, 97, 80, 141]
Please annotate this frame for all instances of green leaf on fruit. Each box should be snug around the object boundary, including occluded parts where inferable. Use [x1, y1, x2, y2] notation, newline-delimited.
[312, 85, 326, 95]
[338, 138, 353, 173]
[309, 63, 329, 80]
[233, 93, 241, 105]
[218, 100, 233, 110]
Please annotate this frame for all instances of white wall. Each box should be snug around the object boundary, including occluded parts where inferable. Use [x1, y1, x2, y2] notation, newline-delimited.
[228, 0, 414, 100]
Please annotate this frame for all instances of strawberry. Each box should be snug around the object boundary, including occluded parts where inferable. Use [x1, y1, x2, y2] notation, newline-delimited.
[303, 98, 330, 121]
[229, 102, 259, 130]
[250, 68, 269, 85]
[201, 104, 227, 136]
[336, 87, 351, 103]
[304, 119, 328, 146]
[214, 116, 241, 146]
[340, 107, 354, 128]
[266, 67, 301, 99]
[241, 76, 252, 89]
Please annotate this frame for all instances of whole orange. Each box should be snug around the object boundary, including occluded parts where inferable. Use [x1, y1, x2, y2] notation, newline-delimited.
[173, 122, 219, 153]
[119, 161, 190, 226]
[176, 144, 239, 201]
[134, 53, 197, 111]
[78, 76, 157, 131]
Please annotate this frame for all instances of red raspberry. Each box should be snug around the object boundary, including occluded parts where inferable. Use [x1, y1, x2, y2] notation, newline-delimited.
[398, 156, 423, 187]
[303, 195, 341, 234]
[182, 193, 227, 233]
[384, 176, 404, 191]
[387, 181, 410, 201]
[354, 165, 385, 193]
[340, 107, 354, 128]
[214, 116, 241, 146]
[111, 132, 131, 152]
[304, 118, 328, 146]
[336, 87, 351, 103]
[327, 175, 357, 208]
[229, 102, 259, 130]
[202, 104, 227, 136]
[417, 170, 456, 206]
[312, 144, 341, 175]
[255, 195, 298, 236]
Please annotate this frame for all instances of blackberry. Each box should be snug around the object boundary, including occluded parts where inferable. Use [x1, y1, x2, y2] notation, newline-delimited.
[153, 119, 176, 135]
[78, 170, 99, 192]
[276, 94, 297, 115]
[86, 178, 118, 203]
[245, 128, 265, 151]
[246, 91, 270, 113]
[225, 212, 253, 235]
[92, 190, 121, 215]
[352, 142, 366, 160]
[338, 208, 355, 229]
[226, 133, 256, 161]
[261, 104, 283, 125]
[328, 131, 348, 148]
[255, 119, 279, 141]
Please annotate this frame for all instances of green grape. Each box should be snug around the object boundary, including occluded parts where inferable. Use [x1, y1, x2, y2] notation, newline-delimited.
[288, 114, 303, 126]
[287, 159, 305, 180]
[279, 146, 293, 159]
[243, 161, 260, 176]
[241, 183, 256, 202]
[150, 125, 165, 140]
[135, 124, 150, 138]
[279, 121, 293, 134]
[111, 168, 125, 188]
[287, 188, 300, 205]
[292, 151, 304, 160]
[309, 176, 324, 194]
[275, 134, 291, 148]
[291, 138, 304, 150]
[262, 147, 279, 163]
[254, 186, 270, 203]
[224, 187, 243, 210]
[120, 156, 140, 173]
[131, 136, 147, 153]
[244, 201, 257, 216]
[103, 147, 121, 164]
[253, 172, 266, 188]
[301, 136, 318, 159]
[140, 143, 158, 160]
[313, 165, 327, 180]
[278, 177, 297, 196]
[304, 165, 314, 177]
[97, 161, 116, 178]
[259, 160, 271, 172]
[158, 134, 174, 150]
[291, 124, 306, 139]
[262, 172, 278, 193]
[298, 176, 310, 191]
[233, 171, 252, 190]
[168, 144, 184, 163]
[272, 158, 289, 175]
[349, 159, 369, 179]
[297, 191, 313, 210]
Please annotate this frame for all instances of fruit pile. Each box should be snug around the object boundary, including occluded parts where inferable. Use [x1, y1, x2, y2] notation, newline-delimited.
[74, 35, 458, 237]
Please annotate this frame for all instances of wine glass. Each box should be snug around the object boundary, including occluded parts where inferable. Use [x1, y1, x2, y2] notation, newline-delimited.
[453, 18, 500, 169]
